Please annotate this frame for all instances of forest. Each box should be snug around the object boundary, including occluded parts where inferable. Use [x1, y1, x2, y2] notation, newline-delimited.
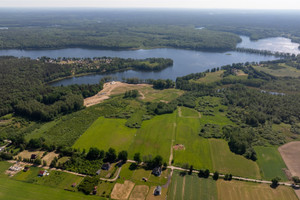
[0, 56, 172, 120]
[0, 10, 300, 51]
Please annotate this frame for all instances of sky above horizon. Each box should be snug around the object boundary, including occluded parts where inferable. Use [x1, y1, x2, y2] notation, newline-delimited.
[1, 0, 300, 10]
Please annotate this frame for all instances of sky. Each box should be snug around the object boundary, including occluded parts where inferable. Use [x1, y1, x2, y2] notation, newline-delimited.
[1, 0, 300, 10]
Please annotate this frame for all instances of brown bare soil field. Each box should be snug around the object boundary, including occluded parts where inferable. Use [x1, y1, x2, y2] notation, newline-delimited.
[129, 185, 149, 200]
[42, 152, 59, 166]
[217, 180, 298, 200]
[279, 141, 300, 178]
[84, 81, 150, 107]
[146, 186, 167, 200]
[111, 180, 135, 199]
[17, 150, 45, 160]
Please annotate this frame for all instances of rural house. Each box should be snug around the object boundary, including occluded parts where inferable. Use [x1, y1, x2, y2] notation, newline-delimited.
[31, 154, 37, 159]
[152, 167, 162, 176]
[101, 163, 111, 170]
[154, 186, 162, 196]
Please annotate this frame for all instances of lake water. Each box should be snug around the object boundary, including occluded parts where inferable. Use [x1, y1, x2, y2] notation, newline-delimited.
[237, 36, 300, 55]
[0, 36, 297, 86]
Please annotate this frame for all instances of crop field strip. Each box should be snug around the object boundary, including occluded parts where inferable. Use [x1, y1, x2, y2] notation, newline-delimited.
[254, 146, 287, 181]
[216, 179, 298, 200]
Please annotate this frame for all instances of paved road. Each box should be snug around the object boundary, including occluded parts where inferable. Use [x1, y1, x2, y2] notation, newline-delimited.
[167, 166, 293, 186]
[8, 160, 295, 187]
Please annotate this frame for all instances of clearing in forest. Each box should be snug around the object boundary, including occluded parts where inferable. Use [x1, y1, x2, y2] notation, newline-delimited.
[192, 70, 224, 84]
[216, 179, 298, 200]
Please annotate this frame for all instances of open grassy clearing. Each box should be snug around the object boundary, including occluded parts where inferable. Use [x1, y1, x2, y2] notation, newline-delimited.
[197, 96, 234, 127]
[168, 171, 217, 200]
[128, 112, 176, 161]
[272, 123, 299, 142]
[210, 139, 261, 179]
[97, 181, 115, 198]
[192, 70, 224, 84]
[216, 179, 298, 200]
[179, 106, 200, 118]
[138, 87, 184, 103]
[254, 63, 300, 77]
[13, 166, 84, 190]
[73, 117, 136, 152]
[0, 161, 12, 176]
[0, 176, 102, 200]
[254, 146, 287, 181]
[174, 116, 213, 170]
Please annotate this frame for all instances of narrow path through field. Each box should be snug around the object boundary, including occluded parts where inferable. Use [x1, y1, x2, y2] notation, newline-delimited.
[100, 167, 122, 182]
[168, 122, 177, 165]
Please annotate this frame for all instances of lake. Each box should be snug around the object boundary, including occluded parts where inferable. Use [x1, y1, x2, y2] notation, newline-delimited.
[237, 36, 300, 55]
[0, 36, 297, 86]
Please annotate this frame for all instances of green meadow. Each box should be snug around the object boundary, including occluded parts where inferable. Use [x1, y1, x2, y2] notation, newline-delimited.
[210, 139, 261, 179]
[73, 117, 136, 152]
[174, 115, 213, 170]
[254, 146, 287, 181]
[128, 112, 176, 161]
[0, 162, 101, 200]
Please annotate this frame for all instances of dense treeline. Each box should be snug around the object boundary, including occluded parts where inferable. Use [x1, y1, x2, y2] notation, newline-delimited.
[42, 57, 174, 73]
[0, 56, 173, 120]
[0, 11, 242, 51]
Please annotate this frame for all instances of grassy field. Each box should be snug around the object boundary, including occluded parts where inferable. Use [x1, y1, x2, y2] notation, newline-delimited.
[254, 146, 287, 181]
[0, 177, 103, 200]
[179, 106, 200, 118]
[210, 139, 261, 179]
[254, 63, 300, 77]
[0, 162, 101, 200]
[73, 117, 136, 152]
[192, 70, 224, 84]
[168, 171, 218, 200]
[174, 116, 213, 170]
[13, 167, 84, 190]
[216, 179, 298, 200]
[128, 112, 176, 161]
[137, 87, 184, 103]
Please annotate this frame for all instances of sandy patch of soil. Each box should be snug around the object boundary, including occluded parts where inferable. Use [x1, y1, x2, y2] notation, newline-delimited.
[129, 185, 149, 200]
[84, 81, 150, 107]
[17, 150, 45, 160]
[111, 180, 135, 199]
[279, 141, 300, 178]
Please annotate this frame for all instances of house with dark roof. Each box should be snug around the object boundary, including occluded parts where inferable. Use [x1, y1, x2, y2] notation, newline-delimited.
[152, 167, 162, 176]
[154, 186, 161, 196]
[101, 163, 111, 171]
[31, 154, 37, 159]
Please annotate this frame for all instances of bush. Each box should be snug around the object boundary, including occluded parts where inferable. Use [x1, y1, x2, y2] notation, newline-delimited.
[213, 171, 219, 180]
